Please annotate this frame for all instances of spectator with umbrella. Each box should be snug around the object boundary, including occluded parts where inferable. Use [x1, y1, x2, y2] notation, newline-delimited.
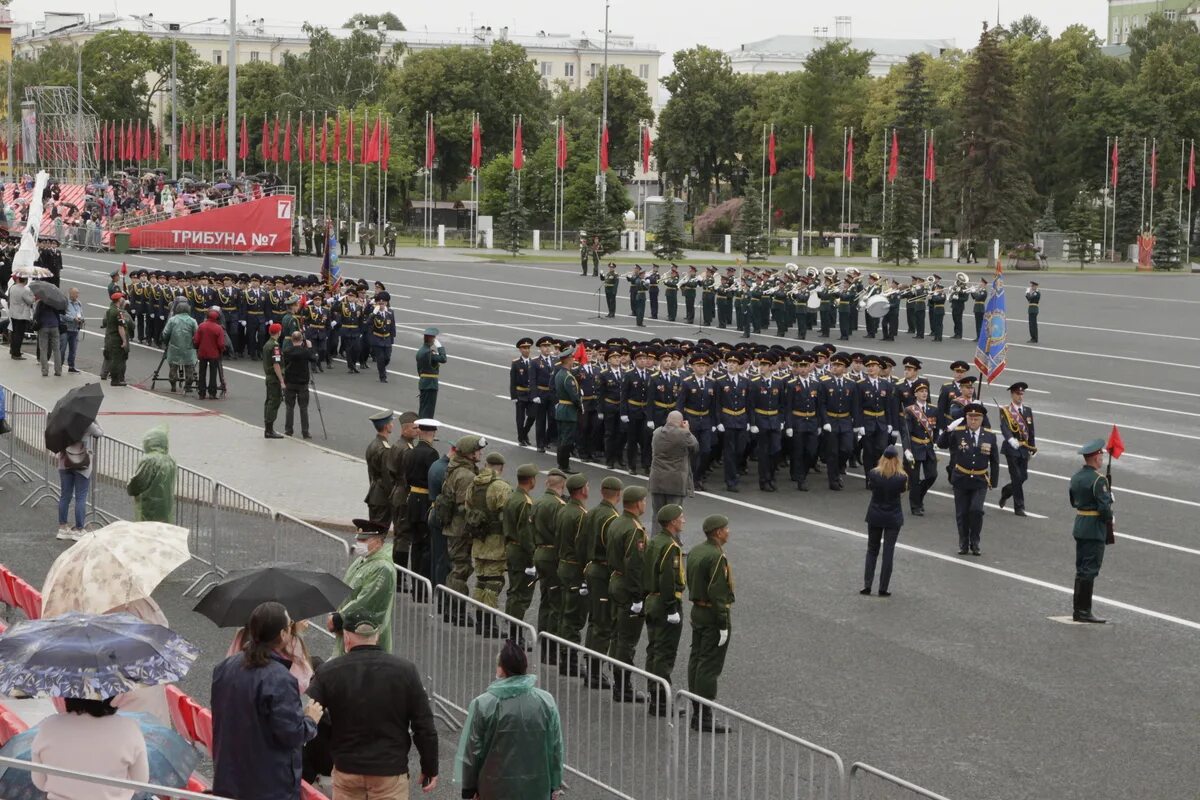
[30, 280, 67, 377]
[7, 273, 33, 359]
[45, 383, 105, 540]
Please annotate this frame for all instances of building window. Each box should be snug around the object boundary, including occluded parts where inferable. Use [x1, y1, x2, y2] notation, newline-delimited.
[638, 63, 649, 79]
[249, 51, 260, 62]
[213, 50, 222, 65]
[564, 63, 575, 77]
[540, 61, 552, 76]
[589, 62, 600, 77]
[1165, 9, 1177, 21]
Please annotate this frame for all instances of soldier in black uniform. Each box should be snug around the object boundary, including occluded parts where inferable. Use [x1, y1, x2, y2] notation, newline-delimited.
[576, 341, 601, 461]
[971, 278, 988, 340]
[531, 336, 557, 453]
[1025, 281, 1041, 343]
[855, 355, 899, 478]
[898, 379, 938, 515]
[701, 268, 718, 327]
[681, 265, 698, 323]
[510, 337, 535, 446]
[626, 267, 648, 327]
[304, 292, 330, 370]
[783, 353, 821, 490]
[663, 265, 680, 321]
[677, 353, 718, 491]
[818, 353, 858, 490]
[217, 274, 242, 359]
[749, 353, 785, 491]
[404, 419, 442, 587]
[620, 348, 654, 475]
[646, 264, 660, 319]
[716, 353, 751, 492]
[598, 346, 626, 468]
[602, 263, 619, 317]
[949, 278, 968, 339]
[927, 277, 946, 341]
[937, 402, 1000, 556]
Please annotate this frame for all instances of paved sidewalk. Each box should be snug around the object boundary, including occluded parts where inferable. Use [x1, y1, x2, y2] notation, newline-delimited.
[2, 362, 363, 528]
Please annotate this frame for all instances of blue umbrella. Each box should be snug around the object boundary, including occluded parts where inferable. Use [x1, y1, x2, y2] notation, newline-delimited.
[0, 711, 200, 800]
[0, 612, 198, 700]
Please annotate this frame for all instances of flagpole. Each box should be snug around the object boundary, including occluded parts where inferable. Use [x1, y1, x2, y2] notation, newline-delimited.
[928, 131, 935, 259]
[311, 112, 317, 226]
[840, 126, 847, 255]
[848, 126, 854, 255]
[298, 112, 304, 221]
[1111, 136, 1118, 262]
[920, 128, 928, 262]
[1179, 136, 1186, 228]
[767, 124, 774, 254]
[361, 107, 368, 242]
[335, 113, 341, 245]
[321, 112, 328, 230]
[807, 126, 815, 256]
[880, 125, 888, 240]
[1101, 136, 1109, 262]
[759, 123, 767, 226]
[1139, 136, 1147, 234]
[1149, 137, 1156, 226]
[1189, 139, 1195, 265]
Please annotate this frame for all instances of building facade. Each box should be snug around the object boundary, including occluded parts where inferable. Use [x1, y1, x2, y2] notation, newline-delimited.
[728, 33, 956, 78]
[1106, 0, 1198, 44]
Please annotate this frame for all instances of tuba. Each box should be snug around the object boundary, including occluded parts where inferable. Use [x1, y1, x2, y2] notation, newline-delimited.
[805, 265, 820, 280]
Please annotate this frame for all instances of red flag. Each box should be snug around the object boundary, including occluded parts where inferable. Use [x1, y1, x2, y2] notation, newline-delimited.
[218, 118, 227, 161]
[845, 133, 855, 183]
[1150, 141, 1157, 190]
[345, 116, 354, 164]
[282, 116, 292, 163]
[514, 117, 525, 170]
[239, 115, 248, 159]
[1110, 138, 1119, 187]
[887, 129, 899, 183]
[805, 128, 815, 180]
[557, 121, 568, 170]
[261, 118, 270, 160]
[309, 117, 317, 164]
[599, 124, 609, 172]
[470, 116, 482, 170]
[642, 126, 651, 173]
[321, 117, 330, 163]
[370, 116, 382, 163]
[768, 128, 777, 177]
[271, 116, 281, 161]
[199, 122, 209, 161]
[1189, 141, 1196, 191]
[925, 133, 936, 182]
[572, 341, 588, 365]
[333, 118, 341, 164]
[424, 115, 435, 169]
[361, 114, 372, 163]
[380, 120, 390, 170]
[1106, 424, 1125, 460]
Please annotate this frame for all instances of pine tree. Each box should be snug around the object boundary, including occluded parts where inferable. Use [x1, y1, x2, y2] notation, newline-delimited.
[1152, 200, 1183, 270]
[652, 192, 686, 260]
[1064, 186, 1100, 269]
[584, 185, 621, 258]
[880, 181, 917, 265]
[734, 185, 766, 260]
[1034, 198, 1059, 232]
[892, 54, 935, 243]
[498, 172, 528, 255]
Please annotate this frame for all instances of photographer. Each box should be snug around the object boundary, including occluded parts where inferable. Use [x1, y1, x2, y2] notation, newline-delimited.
[282, 330, 319, 439]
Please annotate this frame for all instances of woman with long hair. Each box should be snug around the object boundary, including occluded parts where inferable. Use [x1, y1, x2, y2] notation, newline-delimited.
[862, 445, 908, 597]
[31, 696, 149, 800]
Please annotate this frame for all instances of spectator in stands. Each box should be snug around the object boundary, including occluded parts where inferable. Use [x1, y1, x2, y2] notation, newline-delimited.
[193, 309, 226, 400]
[60, 287, 84, 373]
[212, 602, 323, 800]
[31, 696, 150, 800]
[308, 607, 439, 798]
[228, 619, 315, 694]
[125, 425, 177, 523]
[455, 640, 564, 800]
[55, 421, 102, 540]
[33, 294, 64, 377]
[7, 273, 33, 359]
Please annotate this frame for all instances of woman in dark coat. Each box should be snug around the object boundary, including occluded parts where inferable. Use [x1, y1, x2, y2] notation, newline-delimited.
[862, 445, 908, 596]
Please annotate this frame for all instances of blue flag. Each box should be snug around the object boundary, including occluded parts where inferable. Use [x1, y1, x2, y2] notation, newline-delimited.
[973, 261, 1008, 382]
[321, 224, 341, 291]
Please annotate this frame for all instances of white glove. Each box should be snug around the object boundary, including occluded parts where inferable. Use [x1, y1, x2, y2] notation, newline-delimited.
[947, 417, 965, 430]
[1008, 437, 1019, 449]
[905, 449, 914, 462]
[718, 629, 729, 647]
[620, 415, 630, 423]
[822, 423, 832, 432]
[891, 430, 902, 442]
[579, 585, 589, 597]
[524, 567, 537, 578]
[667, 612, 681, 625]
[597, 412, 605, 420]
[646, 421, 655, 430]
[433, 338, 443, 349]
[716, 424, 725, 433]
[785, 428, 794, 438]
[854, 427, 865, 436]
[630, 601, 643, 614]
[511, 398, 518, 404]
[749, 425, 760, 434]
[532, 396, 542, 404]
[886, 425, 893, 434]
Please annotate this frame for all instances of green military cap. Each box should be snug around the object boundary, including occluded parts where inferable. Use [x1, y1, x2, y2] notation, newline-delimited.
[485, 452, 505, 466]
[565, 473, 588, 491]
[600, 476, 624, 491]
[622, 486, 648, 504]
[702, 514, 730, 535]
[455, 434, 486, 454]
[546, 468, 567, 479]
[286, 293, 301, 305]
[517, 464, 539, 480]
[369, 410, 393, 428]
[657, 504, 683, 524]
[1078, 438, 1106, 456]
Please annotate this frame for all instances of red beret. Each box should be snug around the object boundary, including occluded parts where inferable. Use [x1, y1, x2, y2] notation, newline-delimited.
[268, 323, 282, 335]
[110, 292, 124, 302]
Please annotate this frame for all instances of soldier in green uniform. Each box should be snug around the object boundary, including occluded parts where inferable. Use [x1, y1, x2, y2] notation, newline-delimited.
[416, 327, 447, 419]
[602, 263, 619, 318]
[261, 322, 285, 438]
[364, 410, 394, 529]
[532, 469, 567, 665]
[366, 222, 378, 256]
[607, 485, 650, 704]
[438, 434, 483, 625]
[579, 235, 590, 276]
[554, 473, 590, 676]
[383, 222, 397, 257]
[302, 217, 314, 255]
[553, 348, 581, 473]
[1068, 439, 1114, 623]
[102, 292, 134, 387]
[339, 219, 350, 255]
[971, 277, 988, 339]
[644, 504, 685, 717]
[663, 264, 680, 321]
[502, 464, 539, 638]
[716, 272, 735, 328]
[465, 452, 511, 637]
[387, 411, 419, 579]
[580, 476, 621, 689]
[686, 514, 733, 733]
[331, 519, 396, 654]
[701, 268, 718, 326]
[1025, 281, 1041, 343]
[280, 294, 303, 347]
[314, 217, 325, 256]
[681, 265, 699, 323]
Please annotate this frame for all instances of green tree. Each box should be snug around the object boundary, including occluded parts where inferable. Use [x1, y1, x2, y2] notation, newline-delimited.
[891, 54, 936, 237]
[77, 31, 202, 120]
[880, 182, 917, 264]
[1064, 186, 1100, 268]
[343, 12, 405, 31]
[1034, 198, 1059, 232]
[498, 171, 528, 255]
[1152, 200, 1183, 269]
[1004, 14, 1050, 40]
[734, 186, 766, 260]
[582, 184, 622, 257]
[551, 66, 655, 175]
[279, 25, 403, 110]
[652, 192, 685, 260]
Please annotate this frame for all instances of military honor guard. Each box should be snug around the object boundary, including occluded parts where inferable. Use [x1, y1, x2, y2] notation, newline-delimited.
[998, 381, 1036, 516]
[510, 338, 536, 446]
[416, 327, 447, 418]
[855, 355, 899, 480]
[1068, 439, 1114, 623]
[599, 346, 627, 468]
[644, 503, 685, 716]
[784, 353, 821, 491]
[716, 353, 751, 492]
[937, 402, 1000, 556]
[677, 353, 718, 491]
[555, 472, 591, 675]
[532, 336, 558, 453]
[971, 277, 988, 339]
[368, 293, 396, 383]
[748, 353, 785, 491]
[553, 347, 582, 473]
[607, 485, 650, 703]
[602, 263, 619, 317]
[898, 379, 938, 515]
[818, 353, 858, 490]
[621, 348, 654, 475]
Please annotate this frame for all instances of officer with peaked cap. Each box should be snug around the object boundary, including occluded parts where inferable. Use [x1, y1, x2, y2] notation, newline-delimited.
[686, 513, 733, 733]
[331, 518, 396, 654]
[607, 485, 650, 704]
[937, 401, 999, 556]
[1068, 439, 1113, 623]
[644, 503, 686, 716]
[416, 327, 447, 418]
[365, 410, 395, 530]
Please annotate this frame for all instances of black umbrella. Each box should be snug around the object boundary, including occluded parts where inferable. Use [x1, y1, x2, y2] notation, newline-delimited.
[45, 382, 104, 453]
[29, 281, 67, 312]
[193, 563, 351, 628]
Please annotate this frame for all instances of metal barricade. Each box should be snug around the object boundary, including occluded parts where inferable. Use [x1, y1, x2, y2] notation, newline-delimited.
[540, 631, 675, 800]
[0, 755, 229, 800]
[849, 762, 952, 800]
[188, 482, 276, 595]
[173, 466, 215, 591]
[430, 584, 537, 727]
[393, 563, 436, 689]
[676, 689, 846, 800]
[0, 389, 39, 486]
[87, 434, 144, 525]
[273, 512, 351, 574]
[3, 392, 57, 509]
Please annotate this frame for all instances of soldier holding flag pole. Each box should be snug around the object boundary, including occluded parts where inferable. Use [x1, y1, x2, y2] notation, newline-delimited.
[1068, 429, 1120, 623]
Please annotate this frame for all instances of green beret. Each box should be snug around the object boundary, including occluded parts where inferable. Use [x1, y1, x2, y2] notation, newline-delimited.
[485, 452, 505, 466]
[703, 514, 729, 535]
[600, 477, 624, 492]
[517, 464, 539, 480]
[622, 486, 648, 504]
[455, 434, 486, 454]
[657, 504, 683, 524]
[1078, 438, 1106, 456]
[565, 473, 588, 491]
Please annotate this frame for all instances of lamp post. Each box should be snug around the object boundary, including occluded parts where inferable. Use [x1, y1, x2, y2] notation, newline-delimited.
[227, 0, 237, 176]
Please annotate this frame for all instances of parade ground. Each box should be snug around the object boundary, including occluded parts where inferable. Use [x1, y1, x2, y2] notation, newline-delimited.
[10, 249, 1198, 800]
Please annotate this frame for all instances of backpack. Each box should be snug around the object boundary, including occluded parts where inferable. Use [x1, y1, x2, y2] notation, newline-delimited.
[463, 476, 494, 540]
[432, 466, 464, 527]
[63, 442, 90, 472]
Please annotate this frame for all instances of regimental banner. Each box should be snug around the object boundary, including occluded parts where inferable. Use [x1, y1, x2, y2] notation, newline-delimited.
[126, 195, 294, 253]
[974, 268, 1008, 383]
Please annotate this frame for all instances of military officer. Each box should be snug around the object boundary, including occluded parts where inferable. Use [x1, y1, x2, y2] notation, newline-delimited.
[607, 485, 650, 704]
[556, 472, 591, 676]
[971, 278, 988, 339]
[818, 353, 858, 490]
[749, 353, 785, 491]
[532, 468, 567, 665]
[647, 264, 661, 319]
[1025, 281, 1041, 343]
[580, 476, 622, 689]
[302, 217, 314, 254]
[502, 464, 539, 636]
[465, 452, 510, 637]
[621, 348, 654, 475]
[716, 271, 735, 328]
[364, 410, 395, 529]
[532, 336, 558, 453]
[898, 380, 938, 515]
[439, 435, 483, 625]
[716, 353, 751, 492]
[553, 348, 582, 473]
[602, 263, 619, 317]
[855, 355, 899, 478]
[1068, 439, 1114, 623]
[598, 347, 627, 468]
[644, 503, 685, 717]
[949, 278, 968, 339]
[579, 235, 590, 275]
[304, 293, 330, 370]
[648, 350, 682, 430]
[927, 277, 946, 341]
[339, 220, 350, 255]
[627, 266, 649, 327]
[368, 294, 396, 383]
[416, 327, 447, 419]
[510, 337, 536, 446]
[936, 361, 972, 431]
[701, 268, 718, 327]
[663, 264, 681, 321]
[784, 353, 821, 491]
[908, 276, 927, 339]
[676, 353, 718, 491]
[998, 381, 1036, 516]
[102, 292, 134, 387]
[386, 411, 420, 579]
[937, 403, 1000, 556]
[686, 514, 733, 733]
[577, 341, 602, 461]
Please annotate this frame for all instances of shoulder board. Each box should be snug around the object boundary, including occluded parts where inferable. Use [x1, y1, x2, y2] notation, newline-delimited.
[819, 374, 832, 381]
[511, 357, 521, 362]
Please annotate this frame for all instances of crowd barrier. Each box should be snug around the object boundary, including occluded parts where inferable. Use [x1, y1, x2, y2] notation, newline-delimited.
[0, 757, 228, 800]
[273, 512, 351, 573]
[849, 763, 954, 800]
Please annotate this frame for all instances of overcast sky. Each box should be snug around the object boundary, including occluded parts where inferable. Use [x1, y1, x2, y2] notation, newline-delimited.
[14, 0, 1109, 64]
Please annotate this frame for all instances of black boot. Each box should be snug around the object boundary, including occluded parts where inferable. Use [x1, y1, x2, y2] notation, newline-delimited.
[613, 669, 648, 703]
[1073, 579, 1107, 623]
[264, 425, 284, 439]
[690, 704, 729, 734]
[583, 656, 612, 690]
[452, 598, 473, 628]
[648, 683, 677, 717]
[558, 647, 580, 676]
[999, 484, 1012, 509]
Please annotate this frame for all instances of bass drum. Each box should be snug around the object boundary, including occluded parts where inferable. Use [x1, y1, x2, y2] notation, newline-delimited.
[865, 294, 890, 318]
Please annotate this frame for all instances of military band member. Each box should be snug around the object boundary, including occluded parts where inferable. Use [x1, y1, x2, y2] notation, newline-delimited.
[749, 353, 784, 492]
[927, 277, 946, 341]
[365, 411, 395, 530]
[677, 353, 718, 491]
[510, 337, 535, 446]
[784, 353, 821, 491]
[644, 503, 685, 716]
[553, 348, 582, 473]
[626, 266, 649, 327]
[971, 278, 988, 339]
[607, 485, 650, 704]
[818, 353, 858, 490]
[647, 264, 661, 319]
[556, 472, 591, 675]
[882, 279, 901, 341]
[681, 265, 698, 323]
[590, 235, 602, 275]
[1025, 281, 1040, 343]
[1068, 439, 1113, 623]
[580, 476, 622, 689]
[998, 381, 1036, 517]
[701, 268, 718, 327]
[603, 263, 619, 317]
[663, 264, 680, 321]
[416, 327, 447, 419]
[502, 464, 539, 635]
[686, 514, 733, 733]
[898, 380, 938, 515]
[937, 402, 999, 556]
[837, 280, 857, 340]
[716, 270, 735, 328]
[949, 279, 968, 339]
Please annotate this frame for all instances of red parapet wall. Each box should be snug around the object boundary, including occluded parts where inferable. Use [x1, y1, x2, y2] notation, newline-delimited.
[126, 194, 294, 253]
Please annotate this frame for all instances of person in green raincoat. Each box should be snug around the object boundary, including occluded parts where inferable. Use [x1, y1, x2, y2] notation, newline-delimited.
[455, 640, 563, 800]
[126, 425, 178, 523]
[330, 519, 397, 654]
[160, 299, 198, 393]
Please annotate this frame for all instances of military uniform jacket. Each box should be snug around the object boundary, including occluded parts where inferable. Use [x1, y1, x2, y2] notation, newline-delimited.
[442, 456, 480, 538]
[817, 375, 859, 432]
[554, 365, 582, 423]
[648, 370, 681, 419]
[935, 382, 961, 431]
[501, 488, 536, 567]
[643, 530, 684, 616]
[577, 364, 599, 407]
[580, 500, 620, 571]
[716, 375, 751, 430]
[415, 344, 447, 390]
[783, 375, 822, 432]
[1069, 466, 1113, 542]
[598, 368, 624, 415]
[532, 491, 566, 552]
[748, 375, 785, 431]
[899, 402, 939, 462]
[532, 355, 555, 400]
[364, 436, 394, 506]
[603, 271, 619, 293]
[555, 498, 588, 578]
[686, 540, 734, 629]
[217, 286, 243, 321]
[607, 511, 648, 602]
[387, 439, 415, 510]
[369, 309, 396, 344]
[677, 375, 718, 429]
[895, 378, 918, 408]
[621, 369, 652, 419]
[305, 305, 330, 334]
[999, 405, 1037, 457]
[244, 288, 266, 321]
[336, 299, 362, 331]
[972, 287, 987, 314]
[1026, 290, 1041, 314]
[937, 426, 1000, 488]
[510, 356, 533, 400]
[855, 377, 898, 434]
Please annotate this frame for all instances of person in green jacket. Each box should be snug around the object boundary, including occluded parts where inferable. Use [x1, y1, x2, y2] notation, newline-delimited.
[580, 476, 622, 690]
[102, 292, 134, 387]
[455, 640, 563, 800]
[554, 472, 589, 677]
[606, 485, 649, 704]
[467, 452, 512, 637]
[160, 302, 198, 393]
[330, 519, 397, 654]
[126, 425, 178, 523]
[1068, 439, 1114, 624]
[531, 469, 567, 666]
[644, 503, 685, 716]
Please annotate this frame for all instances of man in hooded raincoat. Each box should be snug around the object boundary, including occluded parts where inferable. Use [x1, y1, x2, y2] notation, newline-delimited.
[126, 425, 178, 522]
[160, 299, 198, 393]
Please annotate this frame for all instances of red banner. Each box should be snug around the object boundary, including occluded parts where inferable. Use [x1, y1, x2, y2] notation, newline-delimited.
[126, 195, 294, 253]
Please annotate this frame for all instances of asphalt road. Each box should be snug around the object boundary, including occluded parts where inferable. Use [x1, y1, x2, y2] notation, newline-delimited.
[45, 249, 1200, 800]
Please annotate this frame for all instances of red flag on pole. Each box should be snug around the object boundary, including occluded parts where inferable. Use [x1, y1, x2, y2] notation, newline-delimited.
[282, 116, 292, 163]
[381, 120, 390, 170]
[572, 341, 588, 365]
[1111, 137, 1119, 187]
[333, 118, 341, 164]
[239, 115, 248, 160]
[321, 117, 329, 163]
[514, 117, 525, 170]
[95, 121, 102, 161]
[345, 116, 355, 164]
[424, 115, 435, 169]
[600, 124, 609, 172]
[271, 116, 281, 161]
[199, 122, 209, 161]
[309, 116, 317, 163]
[1150, 141, 1158, 190]
[768, 128, 777, 177]
[470, 115, 482, 170]
[360, 115, 372, 163]
[925, 133, 936, 182]
[1189, 141, 1196, 191]
[805, 128, 815, 179]
[642, 126, 651, 173]
[887, 129, 899, 183]
[1106, 424, 1125, 460]
[261, 118, 270, 160]
[845, 132, 855, 183]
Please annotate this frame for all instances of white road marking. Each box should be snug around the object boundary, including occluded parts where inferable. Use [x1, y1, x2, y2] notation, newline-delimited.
[1008, 317, 1200, 341]
[1036, 436, 1157, 461]
[495, 309, 563, 321]
[423, 299, 480, 309]
[1006, 341, 1199, 369]
[1038, 286, 1200, 304]
[1088, 398, 1200, 419]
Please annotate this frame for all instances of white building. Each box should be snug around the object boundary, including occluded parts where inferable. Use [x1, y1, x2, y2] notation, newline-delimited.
[729, 30, 956, 79]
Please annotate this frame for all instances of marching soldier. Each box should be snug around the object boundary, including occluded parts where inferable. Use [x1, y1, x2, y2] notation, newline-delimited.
[580, 476, 622, 689]
[553, 348, 582, 473]
[682, 265, 698, 323]
[510, 337, 535, 446]
[1068, 439, 1114, 623]
[855, 355, 899, 478]
[465, 452, 510, 637]
[602, 263, 619, 317]
[532, 468, 567, 665]
[502, 464, 539, 637]
[998, 381, 1036, 517]
[644, 504, 685, 717]
[818, 353, 858, 490]
[749, 352, 784, 491]
[217, 275, 243, 358]
[1025, 281, 1041, 342]
[647, 350, 682, 430]
[416, 327, 447, 418]
[599, 346, 627, 468]
[368, 294, 396, 382]
[621, 348, 654, 475]
[936, 361, 972, 431]
[556, 473, 591, 676]
[607, 485, 650, 704]
[686, 514, 733, 733]
[440, 434, 484, 625]
[937, 403, 999, 556]
[836, 279, 856, 341]
[908, 276, 927, 339]
[364, 410, 395, 531]
[784, 353, 821, 491]
[678, 353, 718, 491]
[971, 277, 988, 339]
[898, 380, 938, 515]
[895, 356, 921, 408]
[716, 353, 751, 492]
[577, 342, 602, 461]
[663, 264, 680, 321]
[304, 293, 330, 370]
